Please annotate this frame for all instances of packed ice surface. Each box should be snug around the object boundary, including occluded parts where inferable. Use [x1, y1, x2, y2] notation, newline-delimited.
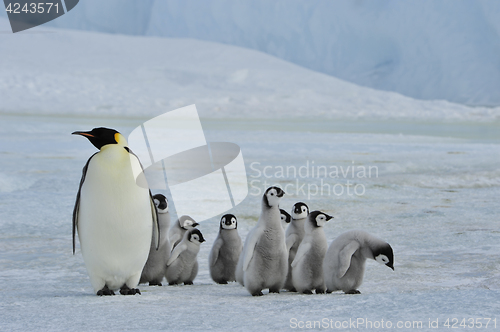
[0, 18, 499, 331]
[0, 114, 499, 331]
[2, 0, 500, 105]
[1, 18, 500, 122]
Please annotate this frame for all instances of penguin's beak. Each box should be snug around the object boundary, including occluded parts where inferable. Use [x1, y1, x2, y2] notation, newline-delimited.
[72, 131, 94, 138]
[192, 222, 199, 227]
[277, 189, 284, 197]
[388, 264, 394, 271]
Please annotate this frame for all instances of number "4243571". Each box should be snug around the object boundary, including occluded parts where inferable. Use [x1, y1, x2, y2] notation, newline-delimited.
[444, 318, 496, 329]
[5, 2, 59, 14]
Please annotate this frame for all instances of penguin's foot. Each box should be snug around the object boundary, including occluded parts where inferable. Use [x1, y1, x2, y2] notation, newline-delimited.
[96, 285, 115, 296]
[120, 285, 141, 295]
[326, 289, 333, 294]
[149, 281, 162, 286]
[168, 282, 178, 286]
[288, 287, 297, 292]
[345, 289, 361, 294]
[216, 280, 228, 285]
[184, 281, 193, 285]
[302, 290, 313, 295]
[315, 288, 326, 294]
[269, 288, 280, 294]
[251, 291, 264, 296]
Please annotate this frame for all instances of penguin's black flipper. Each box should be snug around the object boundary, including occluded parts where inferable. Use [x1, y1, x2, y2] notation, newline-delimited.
[72, 152, 97, 255]
[149, 190, 160, 250]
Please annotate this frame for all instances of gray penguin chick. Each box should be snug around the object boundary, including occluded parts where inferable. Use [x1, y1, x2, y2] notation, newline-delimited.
[323, 230, 394, 294]
[165, 228, 205, 285]
[140, 194, 170, 286]
[291, 211, 333, 294]
[284, 202, 309, 291]
[168, 215, 199, 251]
[236, 187, 288, 296]
[209, 214, 243, 284]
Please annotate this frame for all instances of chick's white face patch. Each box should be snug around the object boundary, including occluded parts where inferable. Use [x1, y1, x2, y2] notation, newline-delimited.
[315, 214, 328, 227]
[221, 217, 237, 230]
[266, 189, 281, 207]
[375, 254, 389, 265]
[292, 205, 308, 219]
[183, 219, 194, 228]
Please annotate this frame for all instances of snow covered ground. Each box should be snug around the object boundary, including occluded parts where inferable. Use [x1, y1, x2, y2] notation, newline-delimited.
[0, 114, 499, 331]
[0, 20, 499, 331]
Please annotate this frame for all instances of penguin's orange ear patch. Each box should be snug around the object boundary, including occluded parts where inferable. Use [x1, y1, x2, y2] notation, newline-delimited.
[114, 133, 120, 144]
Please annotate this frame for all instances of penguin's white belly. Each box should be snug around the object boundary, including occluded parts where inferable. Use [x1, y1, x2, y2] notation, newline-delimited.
[78, 150, 152, 291]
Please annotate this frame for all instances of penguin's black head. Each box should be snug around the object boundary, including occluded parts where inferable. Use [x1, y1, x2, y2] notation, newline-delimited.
[72, 127, 125, 150]
[292, 202, 309, 219]
[179, 215, 199, 229]
[280, 209, 291, 224]
[188, 228, 206, 244]
[263, 186, 284, 208]
[220, 214, 237, 230]
[308, 210, 333, 227]
[153, 194, 168, 212]
[373, 243, 394, 271]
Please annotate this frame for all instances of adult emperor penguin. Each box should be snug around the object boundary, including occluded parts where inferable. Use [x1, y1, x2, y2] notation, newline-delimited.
[165, 228, 205, 285]
[284, 202, 309, 291]
[237, 186, 288, 296]
[140, 194, 170, 286]
[209, 214, 243, 284]
[168, 215, 199, 251]
[72, 127, 159, 296]
[323, 230, 394, 294]
[280, 209, 292, 229]
[291, 211, 333, 294]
